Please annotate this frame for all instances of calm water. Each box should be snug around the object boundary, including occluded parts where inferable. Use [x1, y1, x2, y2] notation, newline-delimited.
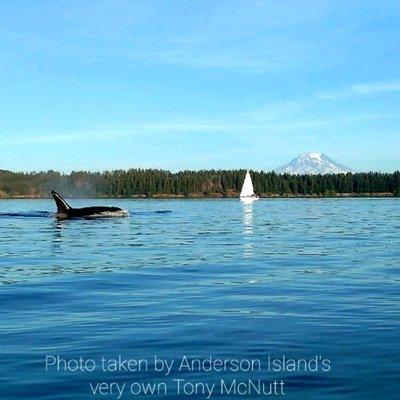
[0, 199, 399, 399]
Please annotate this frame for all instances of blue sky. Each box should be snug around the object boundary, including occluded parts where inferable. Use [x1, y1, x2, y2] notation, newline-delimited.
[0, 0, 399, 172]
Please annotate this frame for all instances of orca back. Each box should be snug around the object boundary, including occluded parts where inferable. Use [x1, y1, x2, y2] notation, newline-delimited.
[50, 190, 128, 219]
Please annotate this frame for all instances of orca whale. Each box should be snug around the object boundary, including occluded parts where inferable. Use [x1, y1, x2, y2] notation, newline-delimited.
[51, 190, 128, 219]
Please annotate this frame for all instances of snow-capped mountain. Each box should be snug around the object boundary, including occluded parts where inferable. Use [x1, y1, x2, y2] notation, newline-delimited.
[275, 153, 352, 175]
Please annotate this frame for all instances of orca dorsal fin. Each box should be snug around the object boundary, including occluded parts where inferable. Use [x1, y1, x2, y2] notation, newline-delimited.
[51, 190, 71, 213]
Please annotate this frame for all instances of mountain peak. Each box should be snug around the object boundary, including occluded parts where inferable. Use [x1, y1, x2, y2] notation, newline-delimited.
[275, 153, 352, 175]
[304, 152, 322, 160]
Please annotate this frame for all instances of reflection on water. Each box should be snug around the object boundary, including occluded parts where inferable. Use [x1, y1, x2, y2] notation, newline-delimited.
[242, 200, 254, 258]
[52, 220, 64, 241]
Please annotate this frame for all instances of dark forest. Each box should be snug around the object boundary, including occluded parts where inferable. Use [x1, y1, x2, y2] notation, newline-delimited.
[0, 169, 399, 198]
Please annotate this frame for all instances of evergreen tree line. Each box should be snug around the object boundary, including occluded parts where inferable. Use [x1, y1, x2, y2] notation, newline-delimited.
[0, 169, 399, 198]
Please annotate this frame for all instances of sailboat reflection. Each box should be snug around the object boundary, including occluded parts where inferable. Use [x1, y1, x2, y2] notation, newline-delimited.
[242, 201, 254, 258]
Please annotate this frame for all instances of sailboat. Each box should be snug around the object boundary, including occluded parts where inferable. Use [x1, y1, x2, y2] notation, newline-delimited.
[240, 170, 259, 202]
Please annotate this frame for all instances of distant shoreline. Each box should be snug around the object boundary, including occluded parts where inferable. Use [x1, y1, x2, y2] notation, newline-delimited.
[0, 192, 396, 200]
[1, 169, 399, 198]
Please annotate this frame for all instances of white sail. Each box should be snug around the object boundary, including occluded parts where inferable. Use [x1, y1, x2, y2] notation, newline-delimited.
[240, 170, 258, 199]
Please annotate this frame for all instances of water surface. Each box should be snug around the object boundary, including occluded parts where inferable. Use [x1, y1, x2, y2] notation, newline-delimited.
[0, 199, 399, 399]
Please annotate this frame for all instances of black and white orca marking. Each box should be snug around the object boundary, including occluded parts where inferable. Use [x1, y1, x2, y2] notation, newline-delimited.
[51, 190, 128, 219]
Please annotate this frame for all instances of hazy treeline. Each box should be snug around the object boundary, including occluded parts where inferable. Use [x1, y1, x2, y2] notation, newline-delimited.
[0, 169, 399, 198]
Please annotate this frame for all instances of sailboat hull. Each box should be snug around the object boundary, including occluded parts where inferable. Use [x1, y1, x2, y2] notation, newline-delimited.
[240, 196, 259, 203]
